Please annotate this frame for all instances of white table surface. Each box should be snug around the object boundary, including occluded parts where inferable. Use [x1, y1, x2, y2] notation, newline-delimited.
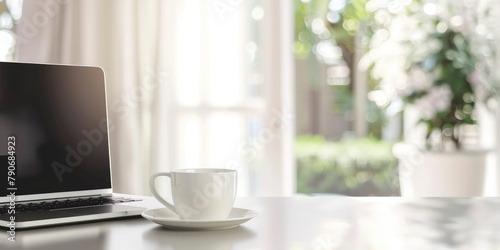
[1, 196, 500, 250]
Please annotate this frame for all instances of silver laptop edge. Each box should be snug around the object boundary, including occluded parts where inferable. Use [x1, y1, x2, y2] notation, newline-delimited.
[0, 189, 113, 203]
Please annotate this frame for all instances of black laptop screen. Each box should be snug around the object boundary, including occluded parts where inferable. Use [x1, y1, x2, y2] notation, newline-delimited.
[0, 62, 112, 196]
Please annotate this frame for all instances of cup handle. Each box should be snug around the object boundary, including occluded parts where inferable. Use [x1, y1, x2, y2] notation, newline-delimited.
[149, 172, 176, 213]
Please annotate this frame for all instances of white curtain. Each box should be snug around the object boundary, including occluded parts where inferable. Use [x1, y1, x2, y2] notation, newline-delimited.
[15, 0, 170, 194]
[14, 0, 295, 196]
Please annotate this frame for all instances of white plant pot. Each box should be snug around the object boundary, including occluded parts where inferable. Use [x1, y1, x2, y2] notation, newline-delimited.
[394, 144, 489, 197]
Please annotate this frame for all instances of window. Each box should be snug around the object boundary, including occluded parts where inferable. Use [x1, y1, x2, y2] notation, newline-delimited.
[163, 0, 295, 196]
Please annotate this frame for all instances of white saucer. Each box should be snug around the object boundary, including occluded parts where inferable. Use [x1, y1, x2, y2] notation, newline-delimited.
[141, 207, 258, 230]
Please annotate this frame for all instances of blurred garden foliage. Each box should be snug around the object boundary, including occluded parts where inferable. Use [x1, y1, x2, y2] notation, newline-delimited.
[296, 136, 400, 196]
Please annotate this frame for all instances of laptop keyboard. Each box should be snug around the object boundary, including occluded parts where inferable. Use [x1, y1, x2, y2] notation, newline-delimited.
[0, 196, 141, 215]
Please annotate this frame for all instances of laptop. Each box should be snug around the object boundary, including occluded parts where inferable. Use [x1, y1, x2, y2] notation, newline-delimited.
[0, 62, 153, 229]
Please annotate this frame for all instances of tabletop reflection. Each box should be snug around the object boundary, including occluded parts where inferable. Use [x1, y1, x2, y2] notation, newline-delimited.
[142, 225, 256, 250]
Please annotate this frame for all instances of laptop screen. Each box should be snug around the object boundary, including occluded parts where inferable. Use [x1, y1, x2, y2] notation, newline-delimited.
[0, 62, 112, 197]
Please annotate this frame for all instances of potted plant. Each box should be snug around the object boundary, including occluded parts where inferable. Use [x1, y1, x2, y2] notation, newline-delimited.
[365, 1, 493, 196]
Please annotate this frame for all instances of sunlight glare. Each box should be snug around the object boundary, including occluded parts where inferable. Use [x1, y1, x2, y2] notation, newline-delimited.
[208, 9, 243, 106]
[176, 0, 202, 106]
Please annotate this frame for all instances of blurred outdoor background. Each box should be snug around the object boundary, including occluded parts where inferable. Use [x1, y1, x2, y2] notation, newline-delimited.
[0, 0, 499, 196]
[294, 0, 498, 196]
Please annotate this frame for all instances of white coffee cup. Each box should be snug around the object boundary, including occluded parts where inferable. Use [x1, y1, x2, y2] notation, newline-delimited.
[150, 168, 237, 220]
